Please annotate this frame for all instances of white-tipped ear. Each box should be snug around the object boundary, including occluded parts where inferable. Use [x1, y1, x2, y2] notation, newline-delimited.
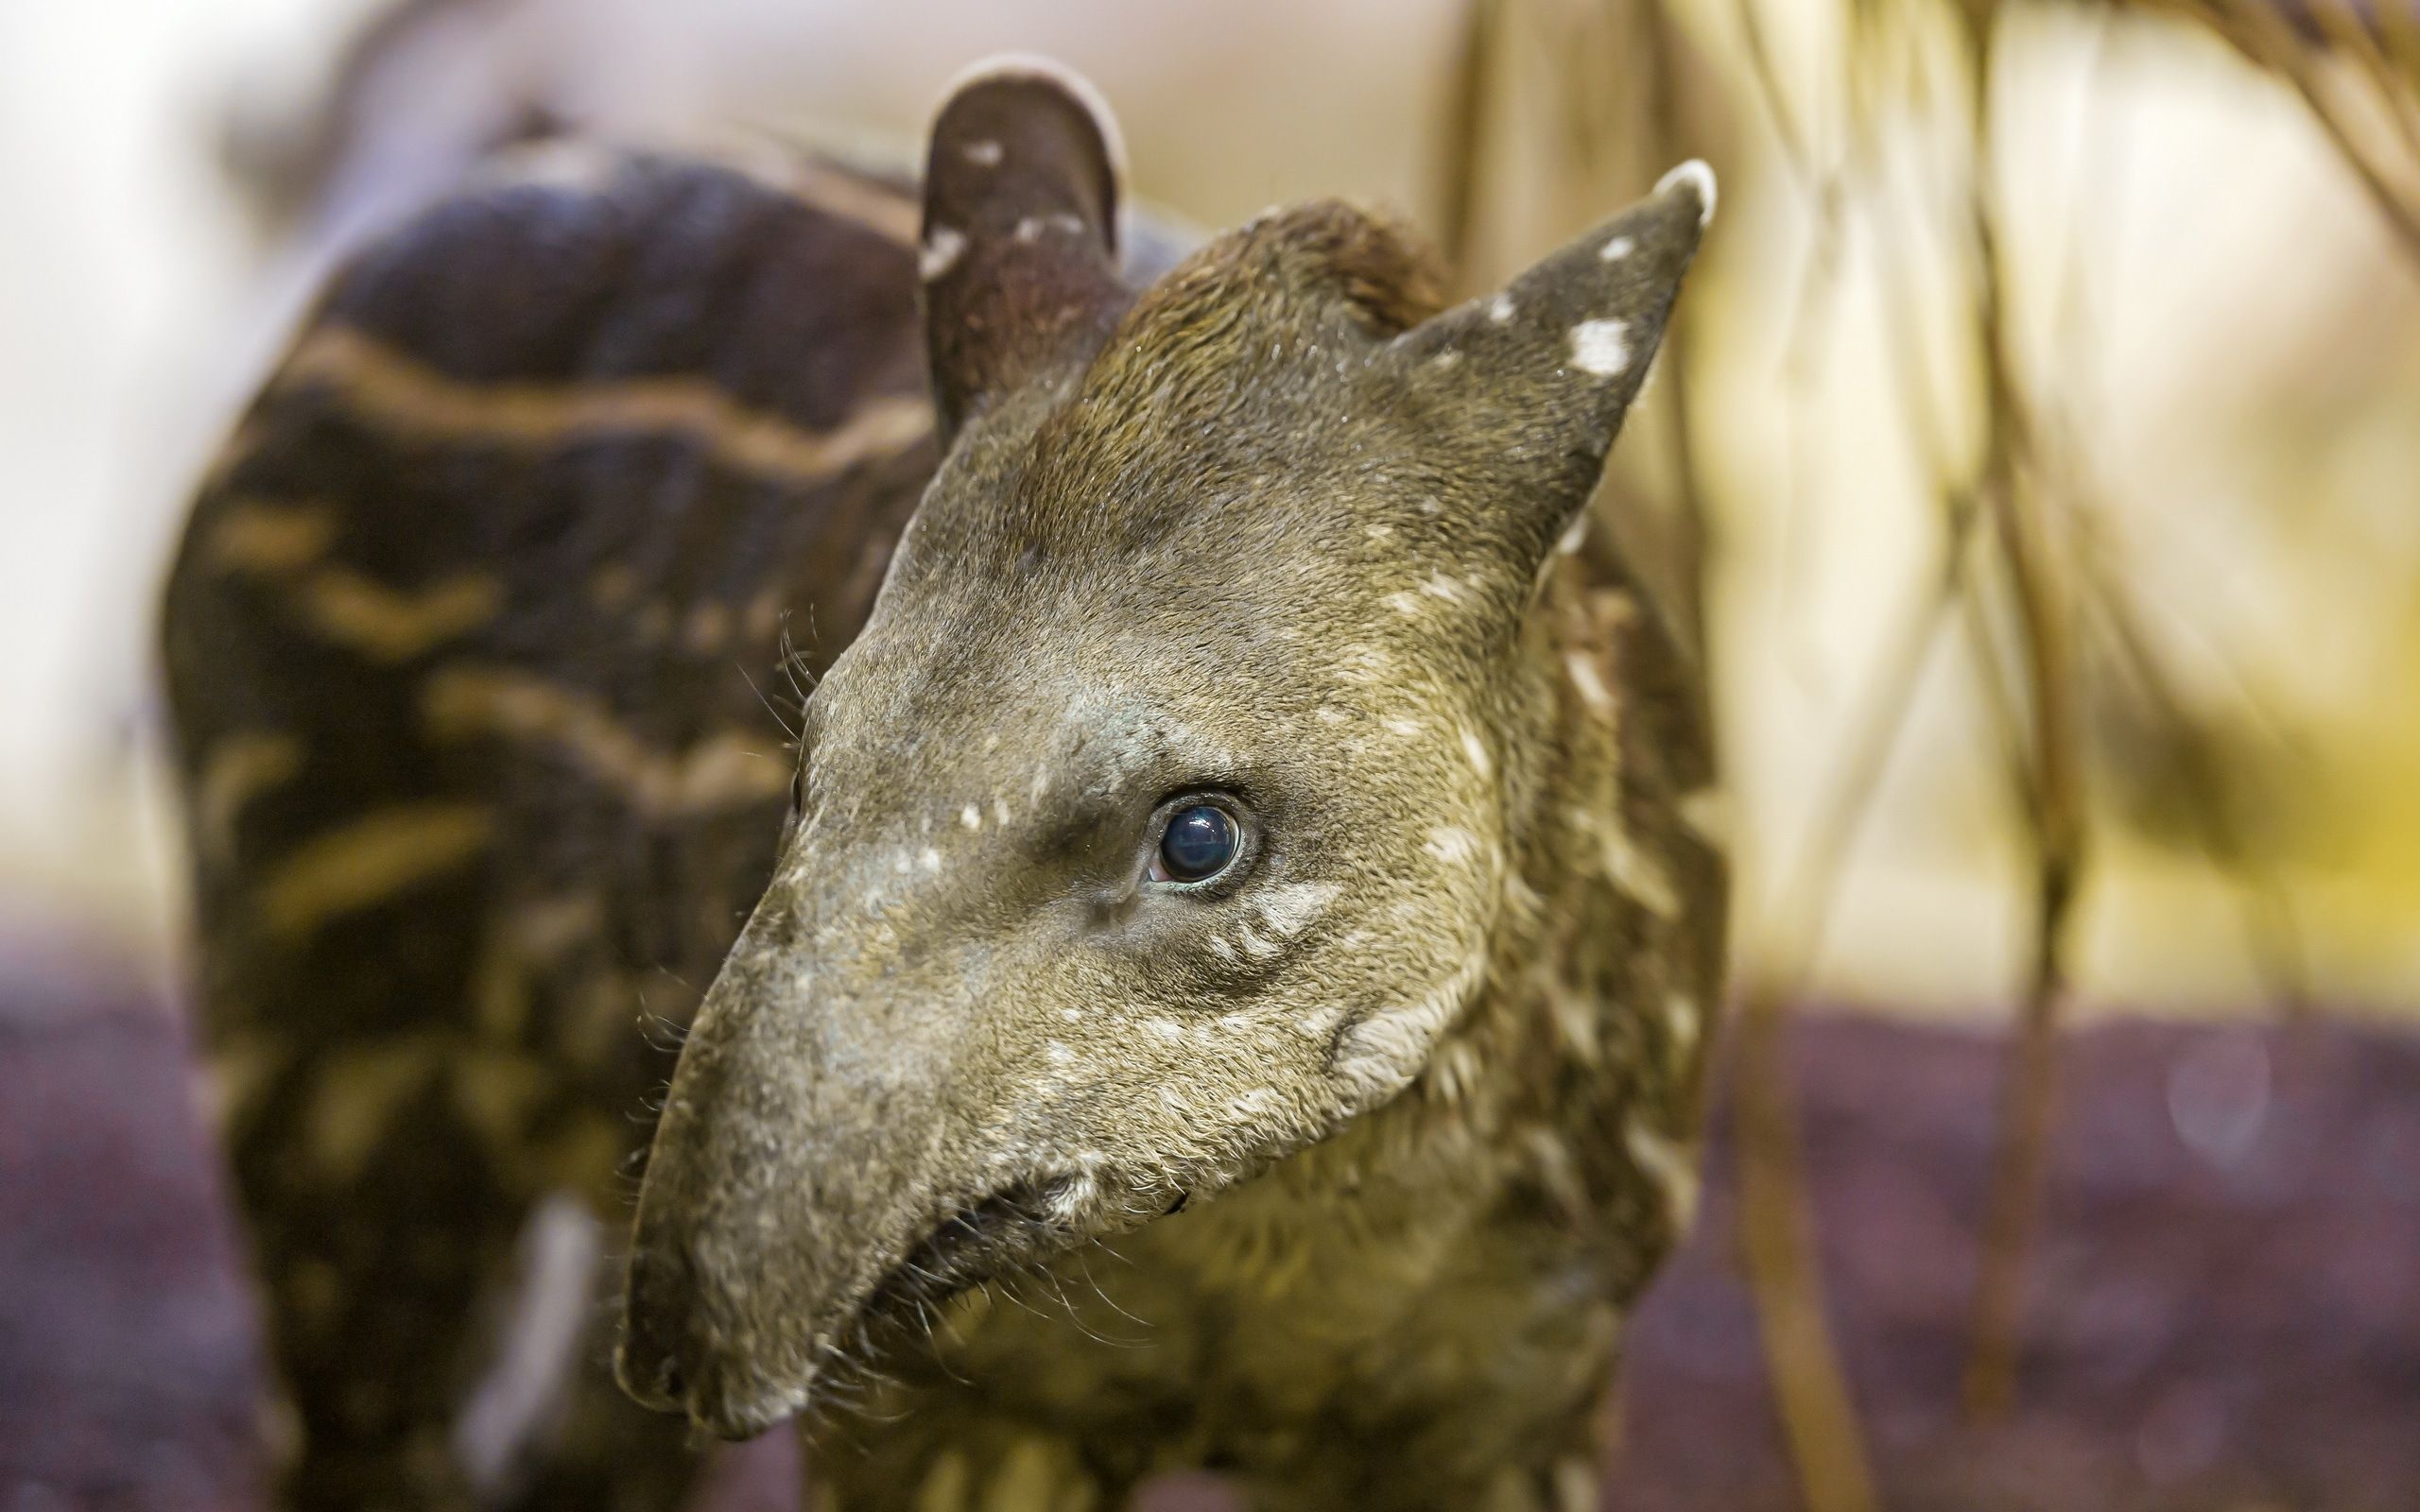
[919, 58, 1131, 447]
[1380, 163, 1714, 561]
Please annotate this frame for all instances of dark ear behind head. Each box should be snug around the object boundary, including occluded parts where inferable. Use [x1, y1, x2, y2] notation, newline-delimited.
[1382, 161, 1716, 565]
[920, 57, 1130, 447]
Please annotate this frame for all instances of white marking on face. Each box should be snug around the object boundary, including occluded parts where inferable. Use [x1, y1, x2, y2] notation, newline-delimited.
[1331, 947, 1490, 1109]
[1236, 925, 1281, 960]
[1425, 825, 1482, 866]
[1256, 882, 1340, 939]
[959, 804, 982, 831]
[1568, 318, 1632, 377]
[1330, 644, 1394, 684]
[1207, 934, 1236, 961]
[1488, 293, 1517, 324]
[1013, 215, 1045, 242]
[1599, 233, 1635, 262]
[919, 847, 942, 872]
[963, 138, 1004, 166]
[919, 225, 967, 280]
[1460, 728, 1495, 781]
[1564, 652, 1616, 714]
[1654, 157, 1720, 228]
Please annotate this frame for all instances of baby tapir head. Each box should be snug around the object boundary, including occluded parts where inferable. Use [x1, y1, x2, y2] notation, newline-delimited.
[619, 57, 1712, 1436]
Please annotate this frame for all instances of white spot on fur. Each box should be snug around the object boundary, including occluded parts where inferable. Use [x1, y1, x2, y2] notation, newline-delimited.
[1564, 652, 1616, 714]
[1045, 1040, 1074, 1066]
[1488, 293, 1517, 324]
[1147, 1019, 1186, 1042]
[1460, 728, 1494, 780]
[994, 799, 1013, 826]
[1060, 1006, 1082, 1022]
[1207, 934, 1236, 961]
[1426, 826, 1481, 866]
[1569, 318, 1632, 377]
[1384, 715, 1424, 738]
[959, 804, 982, 831]
[983, 733, 1001, 753]
[1625, 1118, 1702, 1229]
[1228, 1088, 1278, 1118]
[1365, 523, 1394, 540]
[1420, 572, 1462, 603]
[962, 138, 1004, 166]
[1316, 705, 1349, 725]
[1655, 157, 1720, 227]
[1555, 1456, 1600, 1512]
[1666, 991, 1702, 1058]
[1236, 925, 1281, 960]
[1014, 212, 1087, 242]
[1384, 591, 1422, 616]
[1331, 644, 1394, 685]
[1256, 882, 1340, 939]
[1599, 233, 1635, 262]
[919, 225, 966, 280]
[1599, 826, 1680, 918]
[919, 847, 942, 872]
[1429, 348, 1462, 369]
[1557, 514, 1591, 555]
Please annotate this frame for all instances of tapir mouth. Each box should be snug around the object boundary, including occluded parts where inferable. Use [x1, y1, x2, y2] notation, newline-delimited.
[619, 1177, 1075, 1439]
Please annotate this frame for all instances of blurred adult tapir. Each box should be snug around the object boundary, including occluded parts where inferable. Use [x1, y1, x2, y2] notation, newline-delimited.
[163, 55, 1725, 1512]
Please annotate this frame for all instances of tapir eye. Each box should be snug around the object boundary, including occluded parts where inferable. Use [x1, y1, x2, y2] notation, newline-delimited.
[1150, 801, 1243, 885]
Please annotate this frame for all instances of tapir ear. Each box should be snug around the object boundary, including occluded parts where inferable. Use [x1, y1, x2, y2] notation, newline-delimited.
[919, 57, 1129, 448]
[1381, 161, 1716, 565]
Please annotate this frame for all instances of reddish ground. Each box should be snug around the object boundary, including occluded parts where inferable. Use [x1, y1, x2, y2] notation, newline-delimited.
[5, 924, 2415, 1511]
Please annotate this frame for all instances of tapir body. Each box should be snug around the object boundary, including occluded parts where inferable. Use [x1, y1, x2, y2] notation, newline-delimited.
[164, 59, 1722, 1512]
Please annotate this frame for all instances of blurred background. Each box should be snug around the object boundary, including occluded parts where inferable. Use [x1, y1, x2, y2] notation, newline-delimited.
[4, 0, 2418, 1509]
[6, 0, 2419, 1013]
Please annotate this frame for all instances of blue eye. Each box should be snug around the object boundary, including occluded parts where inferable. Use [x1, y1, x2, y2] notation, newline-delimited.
[1154, 804, 1239, 884]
